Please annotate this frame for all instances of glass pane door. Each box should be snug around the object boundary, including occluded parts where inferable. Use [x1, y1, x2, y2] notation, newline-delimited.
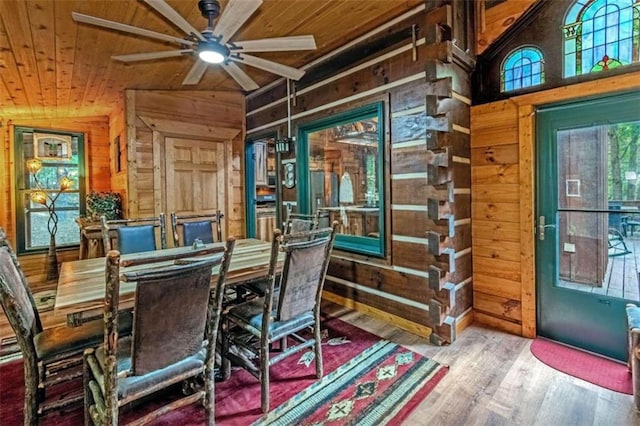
[537, 91, 640, 361]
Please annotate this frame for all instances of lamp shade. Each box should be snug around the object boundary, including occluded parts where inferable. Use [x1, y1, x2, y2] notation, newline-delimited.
[59, 177, 74, 191]
[26, 158, 42, 174]
[30, 191, 48, 205]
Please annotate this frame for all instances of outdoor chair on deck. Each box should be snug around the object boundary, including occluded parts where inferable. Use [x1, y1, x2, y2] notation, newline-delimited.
[83, 237, 235, 425]
[221, 222, 338, 412]
[608, 204, 631, 257]
[0, 227, 132, 423]
[101, 214, 167, 254]
[171, 211, 224, 247]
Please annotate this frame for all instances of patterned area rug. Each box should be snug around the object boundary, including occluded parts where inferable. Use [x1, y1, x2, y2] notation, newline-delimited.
[0, 317, 447, 425]
[256, 340, 447, 425]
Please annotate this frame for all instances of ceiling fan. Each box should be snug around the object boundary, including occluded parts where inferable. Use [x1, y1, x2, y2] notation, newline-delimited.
[72, 0, 317, 91]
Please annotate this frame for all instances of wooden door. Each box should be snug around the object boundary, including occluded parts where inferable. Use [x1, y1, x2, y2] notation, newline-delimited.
[165, 137, 227, 227]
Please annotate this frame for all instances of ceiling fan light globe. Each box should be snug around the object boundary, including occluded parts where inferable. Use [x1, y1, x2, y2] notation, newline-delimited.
[199, 50, 225, 63]
[198, 41, 228, 64]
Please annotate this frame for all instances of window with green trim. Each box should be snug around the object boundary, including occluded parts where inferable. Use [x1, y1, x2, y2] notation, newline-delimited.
[563, 0, 640, 78]
[298, 103, 385, 257]
[14, 127, 86, 253]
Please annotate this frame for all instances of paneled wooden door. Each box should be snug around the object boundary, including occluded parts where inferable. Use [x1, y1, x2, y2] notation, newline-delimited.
[165, 137, 227, 236]
[536, 91, 640, 361]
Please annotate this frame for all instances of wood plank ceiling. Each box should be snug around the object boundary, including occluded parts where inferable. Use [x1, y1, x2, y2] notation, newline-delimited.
[0, 0, 536, 121]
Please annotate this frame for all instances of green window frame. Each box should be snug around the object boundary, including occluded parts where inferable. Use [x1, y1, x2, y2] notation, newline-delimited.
[297, 102, 385, 257]
[14, 127, 86, 254]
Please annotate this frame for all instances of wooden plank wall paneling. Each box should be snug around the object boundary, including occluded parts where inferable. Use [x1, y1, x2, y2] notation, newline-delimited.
[125, 90, 246, 240]
[0, 116, 111, 243]
[470, 71, 640, 338]
[476, 0, 537, 54]
[0, 116, 110, 341]
[471, 100, 523, 335]
[245, 4, 474, 344]
[109, 102, 128, 208]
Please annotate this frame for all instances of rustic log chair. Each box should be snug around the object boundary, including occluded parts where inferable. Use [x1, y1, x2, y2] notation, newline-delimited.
[101, 213, 167, 255]
[83, 237, 236, 425]
[221, 222, 338, 413]
[627, 303, 640, 411]
[0, 227, 133, 424]
[171, 211, 224, 247]
[242, 210, 320, 298]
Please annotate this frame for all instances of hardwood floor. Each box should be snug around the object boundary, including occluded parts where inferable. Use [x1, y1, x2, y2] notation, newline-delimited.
[3, 302, 638, 425]
[325, 304, 638, 426]
[560, 234, 640, 302]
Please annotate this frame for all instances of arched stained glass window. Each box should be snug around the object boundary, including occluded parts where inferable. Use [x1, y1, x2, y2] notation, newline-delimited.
[563, 0, 640, 78]
[500, 46, 545, 92]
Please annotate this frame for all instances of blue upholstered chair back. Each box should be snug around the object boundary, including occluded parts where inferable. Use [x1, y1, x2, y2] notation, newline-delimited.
[117, 225, 156, 254]
[101, 214, 167, 254]
[171, 211, 224, 247]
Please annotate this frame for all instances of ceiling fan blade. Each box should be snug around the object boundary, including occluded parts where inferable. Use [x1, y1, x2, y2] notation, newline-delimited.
[222, 62, 260, 91]
[214, 0, 263, 44]
[72, 12, 192, 46]
[232, 35, 316, 53]
[182, 60, 209, 85]
[231, 54, 305, 80]
[143, 0, 206, 41]
[112, 49, 193, 62]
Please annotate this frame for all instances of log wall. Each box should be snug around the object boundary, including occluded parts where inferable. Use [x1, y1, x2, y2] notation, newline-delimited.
[471, 71, 640, 337]
[125, 90, 246, 239]
[247, 2, 475, 344]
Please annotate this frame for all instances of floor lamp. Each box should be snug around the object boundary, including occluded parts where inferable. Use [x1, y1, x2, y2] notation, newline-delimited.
[26, 158, 74, 281]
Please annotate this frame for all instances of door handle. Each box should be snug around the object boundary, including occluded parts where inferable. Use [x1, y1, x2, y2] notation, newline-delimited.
[538, 216, 556, 241]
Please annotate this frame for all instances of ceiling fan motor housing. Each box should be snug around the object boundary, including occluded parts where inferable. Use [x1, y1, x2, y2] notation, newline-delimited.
[199, 0, 221, 20]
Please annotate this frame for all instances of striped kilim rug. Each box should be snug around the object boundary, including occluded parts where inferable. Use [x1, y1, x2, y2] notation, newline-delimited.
[0, 317, 447, 425]
[255, 339, 447, 425]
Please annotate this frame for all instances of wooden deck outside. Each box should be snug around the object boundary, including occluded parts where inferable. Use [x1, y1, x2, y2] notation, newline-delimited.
[560, 235, 640, 301]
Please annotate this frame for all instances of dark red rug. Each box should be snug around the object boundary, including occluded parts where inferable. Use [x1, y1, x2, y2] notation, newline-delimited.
[530, 337, 632, 394]
[0, 317, 447, 425]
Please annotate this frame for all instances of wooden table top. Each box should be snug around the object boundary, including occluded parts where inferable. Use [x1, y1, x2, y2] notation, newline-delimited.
[55, 238, 276, 320]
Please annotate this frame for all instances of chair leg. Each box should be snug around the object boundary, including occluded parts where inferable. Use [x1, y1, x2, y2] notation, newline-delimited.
[314, 324, 323, 379]
[23, 360, 40, 425]
[632, 329, 640, 411]
[260, 337, 270, 413]
[221, 321, 232, 381]
[204, 364, 215, 426]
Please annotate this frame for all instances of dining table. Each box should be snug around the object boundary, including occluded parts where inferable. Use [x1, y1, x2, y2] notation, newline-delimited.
[54, 238, 278, 327]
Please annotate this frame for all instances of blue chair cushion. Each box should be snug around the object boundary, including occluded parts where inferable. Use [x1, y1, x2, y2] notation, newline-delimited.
[35, 312, 132, 361]
[183, 221, 214, 246]
[227, 298, 315, 341]
[92, 337, 206, 401]
[117, 225, 156, 254]
[628, 304, 640, 330]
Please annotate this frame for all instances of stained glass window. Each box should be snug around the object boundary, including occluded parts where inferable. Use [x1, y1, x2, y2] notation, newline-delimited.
[500, 46, 545, 92]
[563, 0, 640, 78]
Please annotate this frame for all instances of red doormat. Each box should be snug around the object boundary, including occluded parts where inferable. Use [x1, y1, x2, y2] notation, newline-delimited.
[530, 337, 632, 394]
[0, 317, 447, 425]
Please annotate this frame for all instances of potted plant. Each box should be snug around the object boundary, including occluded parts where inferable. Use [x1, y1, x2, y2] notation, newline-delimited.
[85, 191, 123, 222]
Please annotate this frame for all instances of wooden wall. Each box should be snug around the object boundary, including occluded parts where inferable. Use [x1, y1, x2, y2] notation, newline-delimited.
[124, 90, 246, 239]
[0, 116, 111, 343]
[470, 71, 640, 337]
[0, 116, 111, 244]
[247, 2, 474, 344]
[475, 0, 537, 54]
